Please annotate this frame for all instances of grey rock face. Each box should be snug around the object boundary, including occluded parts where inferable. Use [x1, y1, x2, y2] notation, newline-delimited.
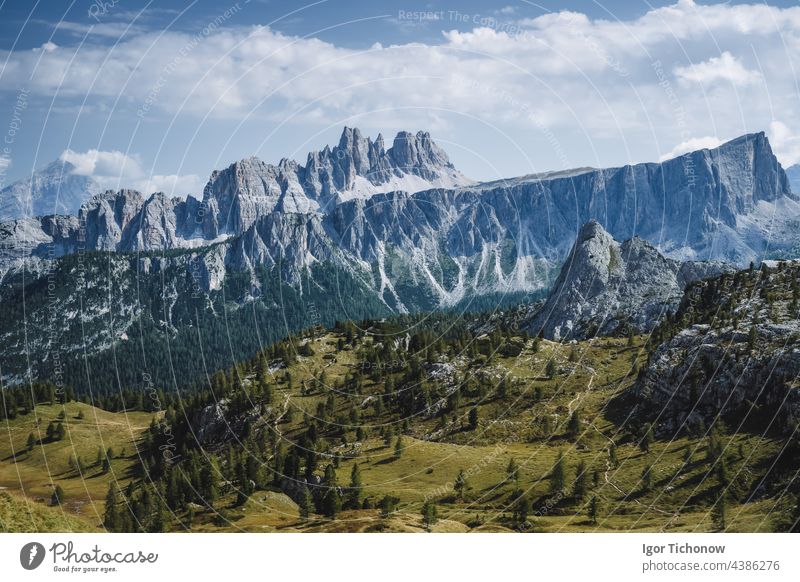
[0, 130, 797, 309]
[0, 159, 101, 219]
[201, 127, 472, 236]
[633, 262, 800, 434]
[527, 221, 732, 340]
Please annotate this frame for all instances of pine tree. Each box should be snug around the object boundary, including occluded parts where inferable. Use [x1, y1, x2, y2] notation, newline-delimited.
[588, 495, 599, 525]
[640, 423, 654, 453]
[546, 359, 556, 379]
[26, 433, 35, 452]
[506, 458, 519, 484]
[712, 493, 728, 531]
[348, 463, 363, 509]
[641, 465, 652, 492]
[51, 484, 65, 506]
[379, 495, 399, 518]
[298, 486, 313, 520]
[567, 410, 581, 440]
[103, 483, 120, 531]
[468, 408, 479, 430]
[513, 494, 530, 529]
[609, 443, 618, 468]
[454, 469, 468, 500]
[199, 458, 219, 507]
[394, 436, 404, 459]
[322, 464, 342, 518]
[421, 500, 438, 532]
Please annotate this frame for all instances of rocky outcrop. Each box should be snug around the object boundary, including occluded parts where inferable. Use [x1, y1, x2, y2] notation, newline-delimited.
[633, 262, 800, 434]
[527, 221, 732, 340]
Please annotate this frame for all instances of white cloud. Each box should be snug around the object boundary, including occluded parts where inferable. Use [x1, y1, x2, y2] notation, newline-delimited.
[769, 121, 800, 167]
[674, 51, 761, 86]
[60, 148, 143, 179]
[2, 1, 800, 170]
[32, 41, 58, 53]
[59, 149, 200, 197]
[136, 174, 203, 197]
[659, 136, 724, 161]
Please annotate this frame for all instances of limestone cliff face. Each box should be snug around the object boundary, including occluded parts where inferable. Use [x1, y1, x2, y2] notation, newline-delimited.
[526, 221, 732, 340]
[0, 130, 797, 304]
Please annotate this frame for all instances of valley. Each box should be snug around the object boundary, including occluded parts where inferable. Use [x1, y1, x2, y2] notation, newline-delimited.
[2, 311, 796, 532]
[1, 129, 799, 534]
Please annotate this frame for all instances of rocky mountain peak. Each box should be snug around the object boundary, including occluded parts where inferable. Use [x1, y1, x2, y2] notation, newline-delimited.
[388, 130, 452, 175]
[527, 221, 732, 340]
[198, 127, 472, 233]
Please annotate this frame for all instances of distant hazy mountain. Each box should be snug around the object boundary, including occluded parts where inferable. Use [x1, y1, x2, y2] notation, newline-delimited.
[0, 158, 100, 219]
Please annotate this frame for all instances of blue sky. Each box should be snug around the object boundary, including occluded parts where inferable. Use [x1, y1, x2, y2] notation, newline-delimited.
[1, 0, 800, 197]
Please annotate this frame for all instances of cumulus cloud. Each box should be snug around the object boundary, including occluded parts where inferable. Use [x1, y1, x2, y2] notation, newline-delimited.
[136, 174, 203, 197]
[32, 41, 58, 53]
[60, 148, 143, 179]
[659, 136, 724, 161]
[59, 149, 200, 196]
[1, 1, 799, 169]
[674, 52, 761, 86]
[769, 121, 800, 167]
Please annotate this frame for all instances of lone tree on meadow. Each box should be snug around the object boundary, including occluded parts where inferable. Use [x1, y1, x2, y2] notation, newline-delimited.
[421, 500, 438, 532]
[640, 423, 654, 453]
[51, 484, 65, 506]
[546, 359, 557, 379]
[454, 469, 468, 500]
[588, 495, 599, 525]
[567, 410, 582, 440]
[712, 493, 728, 531]
[506, 458, 520, 484]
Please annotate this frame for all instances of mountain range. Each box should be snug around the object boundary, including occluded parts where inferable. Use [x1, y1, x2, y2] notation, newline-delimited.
[1, 128, 799, 390]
